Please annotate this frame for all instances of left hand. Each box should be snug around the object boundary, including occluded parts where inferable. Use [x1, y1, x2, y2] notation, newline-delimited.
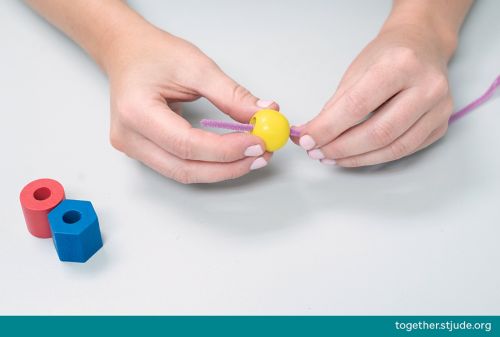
[295, 23, 455, 167]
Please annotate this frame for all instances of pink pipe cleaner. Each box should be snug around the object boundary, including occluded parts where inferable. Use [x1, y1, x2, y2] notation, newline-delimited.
[449, 75, 500, 124]
[200, 119, 301, 137]
[201, 76, 499, 135]
[200, 119, 254, 133]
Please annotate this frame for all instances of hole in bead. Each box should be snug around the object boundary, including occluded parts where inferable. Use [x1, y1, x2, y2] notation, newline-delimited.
[250, 116, 257, 125]
[33, 187, 51, 201]
[62, 210, 81, 224]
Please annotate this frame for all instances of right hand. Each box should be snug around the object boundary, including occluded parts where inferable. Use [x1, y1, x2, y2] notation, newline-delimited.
[105, 25, 278, 184]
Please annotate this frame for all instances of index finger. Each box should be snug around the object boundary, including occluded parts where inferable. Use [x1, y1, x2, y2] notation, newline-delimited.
[299, 64, 407, 150]
[128, 102, 267, 162]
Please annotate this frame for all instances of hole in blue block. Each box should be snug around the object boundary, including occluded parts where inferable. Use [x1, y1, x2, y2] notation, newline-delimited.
[62, 210, 82, 224]
[33, 187, 51, 201]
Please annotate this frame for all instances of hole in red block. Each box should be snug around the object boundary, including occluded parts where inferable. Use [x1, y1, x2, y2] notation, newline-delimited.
[33, 187, 51, 201]
[62, 210, 81, 224]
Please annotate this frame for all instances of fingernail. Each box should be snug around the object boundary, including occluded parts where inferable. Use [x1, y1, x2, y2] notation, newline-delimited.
[320, 159, 336, 166]
[250, 157, 268, 170]
[244, 144, 264, 157]
[299, 135, 316, 150]
[308, 149, 325, 160]
[256, 99, 274, 108]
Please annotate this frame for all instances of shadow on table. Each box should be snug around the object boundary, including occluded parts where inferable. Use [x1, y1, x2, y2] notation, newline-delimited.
[133, 125, 479, 237]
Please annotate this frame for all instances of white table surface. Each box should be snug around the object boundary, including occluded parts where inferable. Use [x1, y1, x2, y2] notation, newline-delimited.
[1, 0, 499, 315]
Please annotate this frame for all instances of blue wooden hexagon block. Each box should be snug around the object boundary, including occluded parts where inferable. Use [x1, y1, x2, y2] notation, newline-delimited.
[48, 199, 103, 263]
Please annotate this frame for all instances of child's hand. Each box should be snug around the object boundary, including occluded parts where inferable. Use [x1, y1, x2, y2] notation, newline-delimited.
[105, 28, 277, 183]
[296, 14, 460, 167]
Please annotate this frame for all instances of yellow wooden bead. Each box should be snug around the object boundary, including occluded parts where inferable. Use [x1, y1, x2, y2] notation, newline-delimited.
[250, 109, 290, 152]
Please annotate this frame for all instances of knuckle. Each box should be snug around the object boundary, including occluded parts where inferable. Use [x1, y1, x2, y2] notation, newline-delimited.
[170, 165, 194, 184]
[226, 167, 245, 181]
[109, 128, 126, 153]
[211, 134, 237, 162]
[217, 146, 236, 162]
[115, 99, 140, 128]
[344, 156, 361, 167]
[326, 142, 346, 159]
[392, 47, 419, 72]
[171, 134, 194, 160]
[389, 139, 411, 159]
[440, 98, 454, 120]
[371, 59, 397, 80]
[344, 90, 368, 116]
[426, 73, 449, 100]
[231, 83, 252, 104]
[370, 121, 397, 147]
[190, 60, 217, 85]
[436, 124, 449, 139]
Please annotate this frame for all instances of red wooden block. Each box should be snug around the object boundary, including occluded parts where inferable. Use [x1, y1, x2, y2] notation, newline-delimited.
[20, 178, 65, 238]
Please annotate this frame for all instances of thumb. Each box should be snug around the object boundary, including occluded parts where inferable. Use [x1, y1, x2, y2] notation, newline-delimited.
[198, 66, 279, 123]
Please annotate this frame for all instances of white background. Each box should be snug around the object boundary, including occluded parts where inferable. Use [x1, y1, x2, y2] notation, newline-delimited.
[0, 0, 499, 314]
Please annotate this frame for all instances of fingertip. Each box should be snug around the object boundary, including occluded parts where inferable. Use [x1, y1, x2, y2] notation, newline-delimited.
[244, 144, 264, 157]
[256, 99, 274, 108]
[294, 117, 324, 149]
[299, 134, 316, 150]
[222, 131, 267, 158]
[225, 99, 280, 124]
[249, 151, 273, 171]
[243, 132, 267, 152]
[250, 157, 268, 170]
[269, 101, 280, 111]
[262, 151, 273, 161]
[256, 99, 279, 111]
